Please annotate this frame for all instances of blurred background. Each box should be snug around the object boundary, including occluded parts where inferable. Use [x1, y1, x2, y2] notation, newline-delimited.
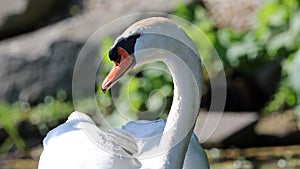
[0, 0, 300, 168]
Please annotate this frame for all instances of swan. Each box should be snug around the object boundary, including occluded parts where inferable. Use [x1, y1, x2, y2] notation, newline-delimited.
[38, 17, 209, 169]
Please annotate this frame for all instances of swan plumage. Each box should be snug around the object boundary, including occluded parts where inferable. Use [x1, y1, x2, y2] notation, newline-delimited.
[38, 17, 209, 169]
[39, 111, 208, 169]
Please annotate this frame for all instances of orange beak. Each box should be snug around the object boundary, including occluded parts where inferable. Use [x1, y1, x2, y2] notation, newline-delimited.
[102, 47, 135, 93]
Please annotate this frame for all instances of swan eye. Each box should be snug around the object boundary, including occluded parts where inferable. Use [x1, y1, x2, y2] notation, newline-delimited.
[108, 33, 141, 62]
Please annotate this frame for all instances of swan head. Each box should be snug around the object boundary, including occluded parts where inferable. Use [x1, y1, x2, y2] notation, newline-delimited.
[101, 32, 140, 92]
[102, 17, 196, 92]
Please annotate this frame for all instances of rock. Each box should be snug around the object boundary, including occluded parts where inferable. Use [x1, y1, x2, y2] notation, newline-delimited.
[0, 0, 83, 40]
[0, 0, 190, 103]
[0, 40, 82, 103]
[222, 110, 300, 148]
[254, 110, 298, 137]
[0, 0, 27, 24]
[195, 112, 258, 146]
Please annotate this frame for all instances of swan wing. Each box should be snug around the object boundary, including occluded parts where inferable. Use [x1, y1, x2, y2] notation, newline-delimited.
[121, 120, 209, 169]
[38, 111, 141, 169]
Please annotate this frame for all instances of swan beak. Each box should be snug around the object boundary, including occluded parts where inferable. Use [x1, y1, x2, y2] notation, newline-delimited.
[102, 47, 135, 93]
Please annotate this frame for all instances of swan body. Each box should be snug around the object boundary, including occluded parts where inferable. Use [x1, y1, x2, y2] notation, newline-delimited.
[38, 17, 209, 169]
[38, 111, 208, 169]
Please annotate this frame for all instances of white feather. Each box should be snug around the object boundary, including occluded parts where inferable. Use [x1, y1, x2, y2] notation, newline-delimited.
[38, 17, 209, 169]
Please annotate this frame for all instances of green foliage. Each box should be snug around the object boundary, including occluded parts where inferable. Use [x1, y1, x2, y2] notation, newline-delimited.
[0, 90, 73, 153]
[174, 2, 196, 21]
[174, 0, 300, 115]
[283, 49, 300, 117]
[263, 81, 297, 114]
[0, 103, 26, 152]
[128, 63, 173, 119]
[257, 0, 300, 114]
[28, 93, 73, 134]
[97, 36, 114, 116]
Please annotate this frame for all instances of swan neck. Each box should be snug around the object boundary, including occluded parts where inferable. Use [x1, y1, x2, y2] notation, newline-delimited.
[135, 33, 202, 168]
[161, 53, 201, 168]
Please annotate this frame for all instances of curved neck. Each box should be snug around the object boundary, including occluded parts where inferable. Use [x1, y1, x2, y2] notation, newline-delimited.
[161, 54, 200, 168]
[135, 35, 202, 168]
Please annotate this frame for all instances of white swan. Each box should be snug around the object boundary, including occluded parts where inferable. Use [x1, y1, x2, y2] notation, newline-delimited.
[38, 17, 209, 169]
